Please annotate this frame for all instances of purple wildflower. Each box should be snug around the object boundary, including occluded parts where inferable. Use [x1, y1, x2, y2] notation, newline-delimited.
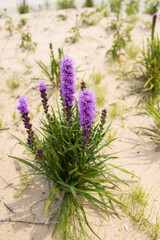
[23, 0, 26, 6]
[17, 96, 30, 114]
[60, 56, 76, 124]
[152, 13, 158, 41]
[153, 12, 157, 20]
[39, 81, 50, 116]
[79, 88, 96, 150]
[39, 80, 47, 91]
[16, 96, 36, 151]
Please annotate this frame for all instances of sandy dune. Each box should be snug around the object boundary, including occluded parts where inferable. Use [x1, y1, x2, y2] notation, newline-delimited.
[0, 7, 160, 240]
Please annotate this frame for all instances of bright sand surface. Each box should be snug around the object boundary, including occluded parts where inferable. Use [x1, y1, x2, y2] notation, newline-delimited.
[0, 0, 104, 16]
[0, 4, 160, 240]
[0, 0, 104, 8]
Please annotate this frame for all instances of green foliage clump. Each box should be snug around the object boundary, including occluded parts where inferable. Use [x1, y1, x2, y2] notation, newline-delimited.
[10, 58, 133, 240]
[81, 2, 107, 26]
[125, 0, 140, 15]
[125, 43, 139, 59]
[96, 2, 108, 17]
[20, 31, 37, 52]
[83, 0, 94, 8]
[106, 28, 131, 60]
[57, 14, 67, 21]
[34, 44, 64, 86]
[57, 0, 76, 9]
[140, 101, 160, 142]
[144, 0, 160, 15]
[81, 10, 103, 26]
[106, 20, 120, 31]
[135, 10, 160, 98]
[18, 4, 29, 14]
[6, 73, 20, 90]
[65, 26, 81, 43]
[65, 15, 81, 44]
[109, 0, 124, 21]
[18, 18, 27, 28]
[138, 37, 160, 97]
[120, 184, 149, 222]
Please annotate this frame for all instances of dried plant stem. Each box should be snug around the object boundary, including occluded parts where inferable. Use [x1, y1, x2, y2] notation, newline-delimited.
[0, 218, 52, 225]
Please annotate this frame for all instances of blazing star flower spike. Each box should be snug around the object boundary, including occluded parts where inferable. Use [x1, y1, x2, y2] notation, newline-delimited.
[17, 96, 30, 115]
[79, 88, 96, 150]
[39, 81, 49, 116]
[39, 80, 47, 91]
[16, 96, 36, 150]
[152, 12, 158, 41]
[99, 109, 107, 132]
[79, 88, 96, 128]
[60, 56, 76, 123]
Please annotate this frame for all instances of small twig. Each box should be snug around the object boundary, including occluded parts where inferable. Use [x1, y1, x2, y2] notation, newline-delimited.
[3, 203, 15, 214]
[3, 183, 13, 189]
[0, 128, 10, 131]
[0, 218, 52, 225]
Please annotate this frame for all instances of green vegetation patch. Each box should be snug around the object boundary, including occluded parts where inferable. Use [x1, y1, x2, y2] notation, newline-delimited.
[120, 184, 160, 240]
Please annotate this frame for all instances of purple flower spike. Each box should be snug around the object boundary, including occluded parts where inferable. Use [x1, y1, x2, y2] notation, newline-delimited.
[99, 109, 107, 132]
[152, 13, 158, 41]
[39, 81, 47, 91]
[16, 96, 36, 151]
[37, 148, 43, 162]
[17, 96, 30, 114]
[153, 12, 157, 20]
[79, 89, 96, 128]
[60, 56, 76, 124]
[79, 88, 96, 150]
[39, 81, 49, 116]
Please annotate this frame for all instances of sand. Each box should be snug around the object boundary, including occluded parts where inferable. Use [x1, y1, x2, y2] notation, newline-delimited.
[0, 5, 160, 240]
